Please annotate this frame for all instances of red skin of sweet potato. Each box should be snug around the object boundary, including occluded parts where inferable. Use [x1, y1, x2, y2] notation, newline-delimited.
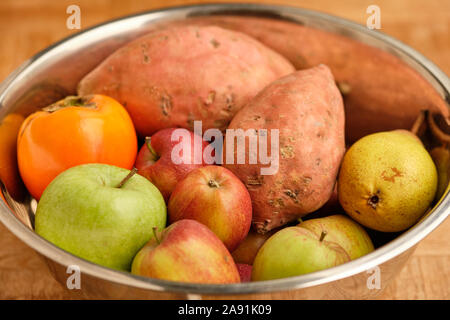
[224, 65, 345, 234]
[169, 15, 448, 143]
[78, 25, 295, 137]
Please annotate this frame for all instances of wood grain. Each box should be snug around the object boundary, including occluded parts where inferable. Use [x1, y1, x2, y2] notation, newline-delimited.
[0, 0, 449, 300]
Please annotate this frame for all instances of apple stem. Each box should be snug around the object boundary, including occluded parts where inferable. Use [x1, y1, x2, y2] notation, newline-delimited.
[152, 227, 161, 244]
[208, 179, 220, 188]
[319, 231, 327, 242]
[297, 218, 303, 224]
[116, 168, 138, 188]
[145, 137, 159, 159]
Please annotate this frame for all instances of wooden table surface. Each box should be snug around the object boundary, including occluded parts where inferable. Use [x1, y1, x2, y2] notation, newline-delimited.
[0, 0, 449, 299]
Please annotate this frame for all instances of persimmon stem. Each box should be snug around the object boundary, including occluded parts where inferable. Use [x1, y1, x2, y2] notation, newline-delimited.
[43, 95, 97, 113]
[116, 168, 138, 188]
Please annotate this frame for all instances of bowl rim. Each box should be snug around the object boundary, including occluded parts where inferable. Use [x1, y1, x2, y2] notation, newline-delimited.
[0, 3, 449, 295]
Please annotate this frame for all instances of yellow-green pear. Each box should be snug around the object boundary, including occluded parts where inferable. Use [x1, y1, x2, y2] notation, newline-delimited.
[391, 129, 423, 145]
[338, 131, 438, 232]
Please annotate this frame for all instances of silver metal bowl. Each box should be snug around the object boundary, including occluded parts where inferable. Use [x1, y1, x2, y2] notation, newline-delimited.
[0, 3, 448, 299]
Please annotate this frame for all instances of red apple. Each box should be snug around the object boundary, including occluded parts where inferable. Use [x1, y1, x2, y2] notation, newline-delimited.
[135, 128, 209, 201]
[236, 264, 252, 282]
[168, 166, 252, 252]
[131, 219, 240, 284]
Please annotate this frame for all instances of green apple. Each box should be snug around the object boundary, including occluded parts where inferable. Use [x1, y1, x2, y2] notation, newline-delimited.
[35, 163, 166, 271]
[252, 227, 350, 281]
[298, 215, 374, 260]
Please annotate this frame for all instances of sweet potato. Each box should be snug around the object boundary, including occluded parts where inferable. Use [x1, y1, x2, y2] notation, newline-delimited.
[78, 25, 295, 136]
[224, 65, 345, 233]
[172, 15, 448, 143]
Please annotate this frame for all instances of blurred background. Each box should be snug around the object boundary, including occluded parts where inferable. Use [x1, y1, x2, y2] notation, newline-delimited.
[0, 0, 448, 299]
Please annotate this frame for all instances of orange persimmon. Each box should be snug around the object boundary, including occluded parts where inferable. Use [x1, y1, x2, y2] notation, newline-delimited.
[17, 94, 138, 200]
[0, 113, 26, 200]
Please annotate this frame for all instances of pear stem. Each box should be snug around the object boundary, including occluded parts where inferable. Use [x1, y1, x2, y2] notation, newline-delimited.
[116, 168, 138, 188]
[319, 231, 327, 242]
[152, 227, 161, 245]
[145, 136, 159, 159]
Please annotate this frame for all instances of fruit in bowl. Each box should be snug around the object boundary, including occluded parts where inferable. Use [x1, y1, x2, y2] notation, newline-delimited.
[35, 164, 166, 271]
[131, 219, 240, 284]
[298, 215, 374, 260]
[17, 95, 138, 200]
[252, 226, 350, 281]
[168, 165, 252, 252]
[338, 130, 438, 232]
[251, 214, 375, 281]
[135, 128, 209, 202]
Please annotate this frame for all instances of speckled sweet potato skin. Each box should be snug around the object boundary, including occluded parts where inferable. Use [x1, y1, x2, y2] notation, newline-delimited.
[77, 25, 295, 136]
[174, 15, 448, 143]
[224, 65, 345, 233]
